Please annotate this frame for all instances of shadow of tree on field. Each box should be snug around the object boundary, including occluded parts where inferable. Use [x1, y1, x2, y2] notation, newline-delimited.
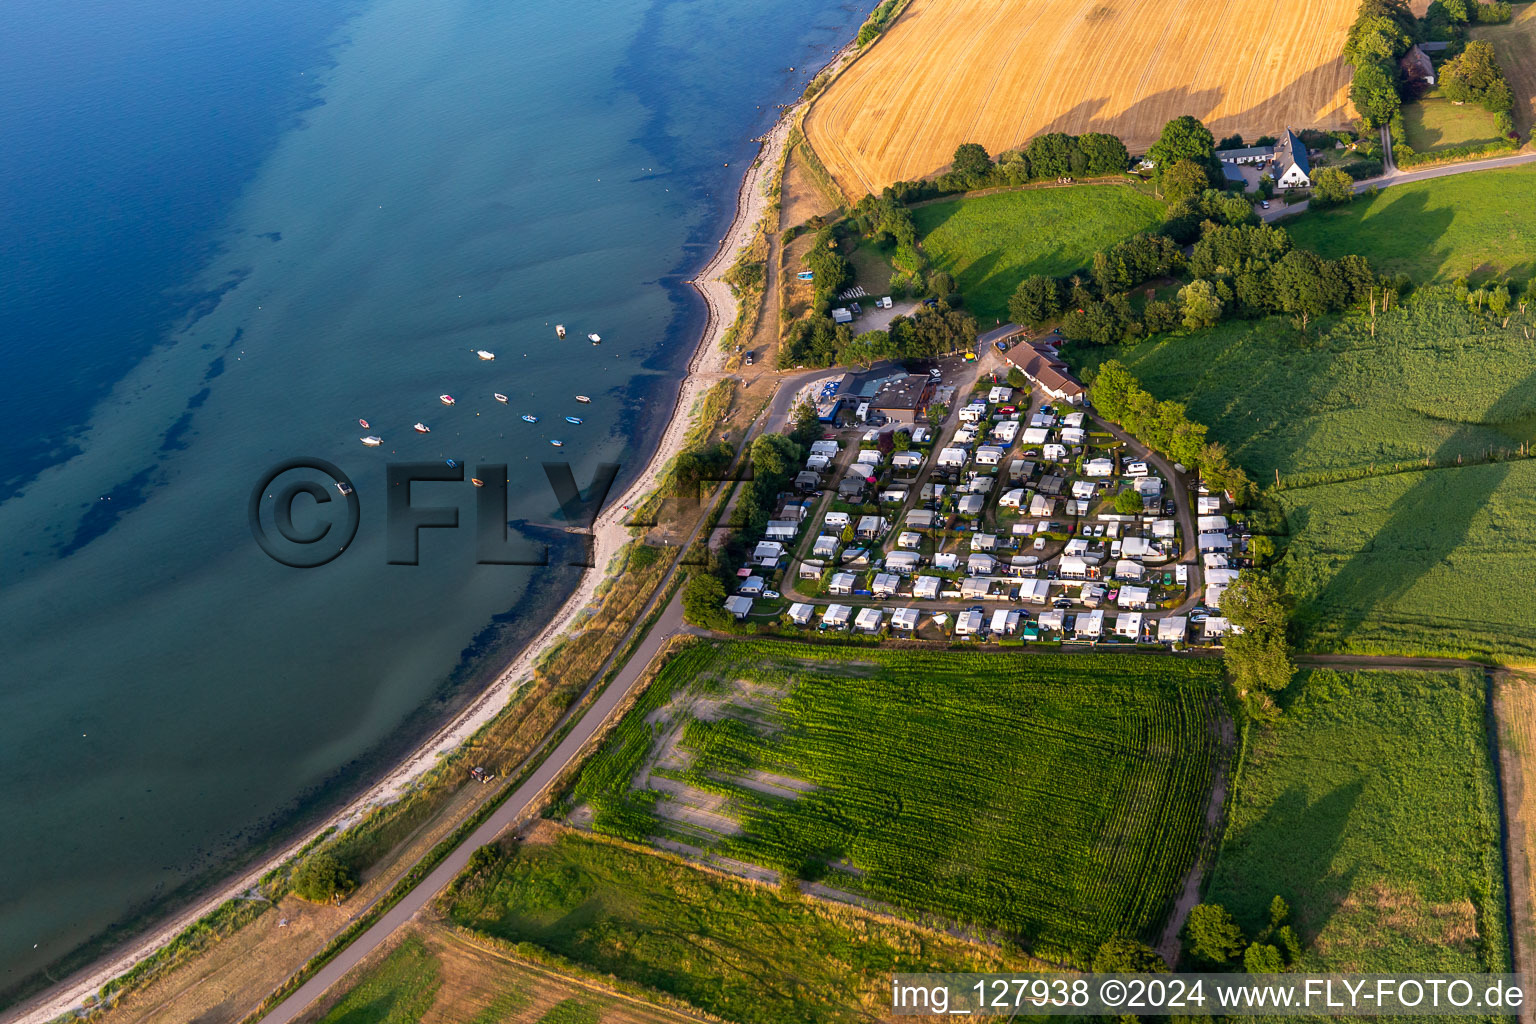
[1298, 366, 1536, 647]
[1216, 779, 1363, 943]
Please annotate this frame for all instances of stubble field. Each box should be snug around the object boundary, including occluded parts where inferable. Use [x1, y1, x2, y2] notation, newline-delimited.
[804, 0, 1358, 197]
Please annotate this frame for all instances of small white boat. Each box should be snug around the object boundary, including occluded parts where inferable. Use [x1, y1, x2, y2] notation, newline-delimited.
[439, 394, 455, 406]
[336, 481, 354, 496]
[555, 324, 566, 339]
[414, 422, 430, 433]
[565, 415, 583, 425]
[361, 435, 383, 447]
[521, 413, 538, 423]
[493, 392, 508, 404]
[587, 333, 601, 344]
[470, 477, 484, 488]
[549, 439, 564, 447]
[574, 395, 592, 404]
[476, 349, 495, 361]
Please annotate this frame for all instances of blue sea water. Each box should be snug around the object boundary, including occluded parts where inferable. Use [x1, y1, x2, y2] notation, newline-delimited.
[0, 0, 865, 1000]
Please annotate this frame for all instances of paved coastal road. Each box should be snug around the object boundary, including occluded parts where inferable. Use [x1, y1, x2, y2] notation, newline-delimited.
[254, 588, 688, 1024]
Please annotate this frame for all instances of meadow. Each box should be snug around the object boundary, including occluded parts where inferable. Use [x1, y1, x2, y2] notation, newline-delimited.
[803, 0, 1356, 195]
[304, 925, 699, 1024]
[567, 639, 1225, 964]
[1206, 668, 1506, 974]
[1401, 96, 1505, 155]
[1074, 289, 1536, 480]
[447, 829, 1027, 1024]
[1471, 3, 1536, 136]
[1285, 164, 1536, 283]
[1075, 289, 1536, 659]
[913, 187, 1166, 321]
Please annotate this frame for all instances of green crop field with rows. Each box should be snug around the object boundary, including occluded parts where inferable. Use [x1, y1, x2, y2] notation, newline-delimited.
[564, 639, 1226, 964]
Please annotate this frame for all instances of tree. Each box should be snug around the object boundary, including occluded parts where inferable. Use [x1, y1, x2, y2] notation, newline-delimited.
[1148, 115, 1220, 186]
[681, 571, 732, 631]
[1186, 903, 1245, 964]
[950, 142, 995, 188]
[292, 850, 356, 903]
[1093, 936, 1169, 973]
[1442, 41, 1514, 111]
[1179, 279, 1224, 330]
[1269, 894, 1291, 929]
[1311, 166, 1355, 207]
[1350, 59, 1402, 127]
[1008, 274, 1063, 324]
[1114, 488, 1144, 515]
[1243, 942, 1286, 973]
[1489, 282, 1512, 314]
[926, 402, 949, 424]
[1221, 572, 1297, 712]
[1218, 133, 1246, 150]
[1077, 132, 1131, 175]
[1162, 159, 1212, 204]
[1006, 367, 1029, 389]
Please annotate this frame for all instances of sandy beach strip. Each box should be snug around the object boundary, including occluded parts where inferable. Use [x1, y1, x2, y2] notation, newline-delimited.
[3, 44, 861, 1024]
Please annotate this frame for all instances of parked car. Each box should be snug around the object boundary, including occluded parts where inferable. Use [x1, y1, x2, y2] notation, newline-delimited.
[1261, 200, 1271, 209]
[1054, 598, 1073, 609]
[1033, 537, 1046, 550]
[763, 589, 779, 599]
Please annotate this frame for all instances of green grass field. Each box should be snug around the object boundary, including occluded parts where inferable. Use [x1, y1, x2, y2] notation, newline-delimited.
[1074, 289, 1536, 481]
[913, 186, 1165, 320]
[1207, 668, 1506, 973]
[567, 639, 1224, 963]
[448, 830, 1025, 1024]
[314, 936, 440, 1024]
[1276, 462, 1536, 660]
[1402, 96, 1505, 155]
[1074, 288, 1536, 659]
[1286, 164, 1536, 284]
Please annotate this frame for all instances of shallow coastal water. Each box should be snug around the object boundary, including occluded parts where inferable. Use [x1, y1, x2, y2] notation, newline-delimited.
[0, 0, 865, 999]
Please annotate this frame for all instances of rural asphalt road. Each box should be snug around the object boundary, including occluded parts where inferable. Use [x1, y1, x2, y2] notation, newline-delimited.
[254, 589, 686, 1024]
[1261, 145, 1536, 222]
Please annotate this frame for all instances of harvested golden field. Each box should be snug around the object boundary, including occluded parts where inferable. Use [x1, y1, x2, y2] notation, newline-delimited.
[806, 0, 1358, 197]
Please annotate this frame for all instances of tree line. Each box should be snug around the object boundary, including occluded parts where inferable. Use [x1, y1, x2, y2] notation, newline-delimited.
[778, 300, 979, 369]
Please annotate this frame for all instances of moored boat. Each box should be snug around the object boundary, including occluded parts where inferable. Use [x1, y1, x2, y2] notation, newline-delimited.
[439, 394, 455, 406]
[549, 439, 563, 447]
[414, 422, 430, 433]
[493, 392, 508, 403]
[587, 333, 601, 344]
[361, 435, 383, 447]
[565, 415, 583, 424]
[521, 413, 538, 423]
[555, 324, 566, 338]
[574, 394, 591, 404]
[359, 418, 370, 428]
[476, 349, 495, 361]
[470, 477, 484, 488]
[336, 481, 354, 495]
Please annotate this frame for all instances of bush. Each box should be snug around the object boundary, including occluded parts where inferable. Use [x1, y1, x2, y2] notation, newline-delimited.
[292, 850, 356, 903]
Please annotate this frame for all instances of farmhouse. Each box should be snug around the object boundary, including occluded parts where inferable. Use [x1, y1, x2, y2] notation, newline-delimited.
[787, 603, 814, 626]
[1271, 127, 1311, 189]
[1401, 43, 1435, 86]
[723, 595, 754, 619]
[891, 607, 920, 631]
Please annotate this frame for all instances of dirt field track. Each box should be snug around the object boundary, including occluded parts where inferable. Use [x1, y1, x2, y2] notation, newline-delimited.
[805, 0, 1359, 197]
